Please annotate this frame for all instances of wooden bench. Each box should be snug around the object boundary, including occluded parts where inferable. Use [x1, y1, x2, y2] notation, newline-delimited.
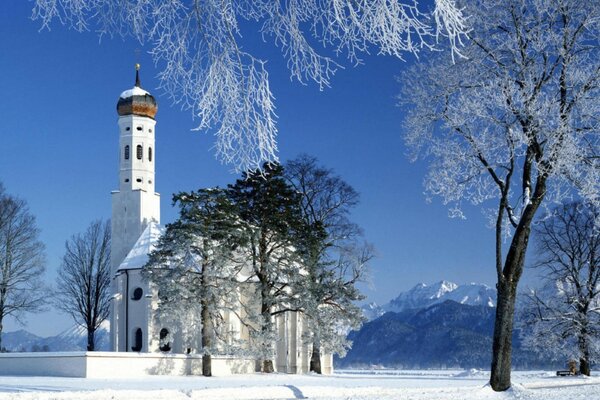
[556, 370, 575, 376]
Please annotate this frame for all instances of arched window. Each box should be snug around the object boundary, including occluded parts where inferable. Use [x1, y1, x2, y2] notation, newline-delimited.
[132, 328, 143, 352]
[136, 145, 143, 160]
[159, 328, 171, 352]
[131, 287, 143, 300]
[148, 147, 152, 162]
[124, 145, 130, 160]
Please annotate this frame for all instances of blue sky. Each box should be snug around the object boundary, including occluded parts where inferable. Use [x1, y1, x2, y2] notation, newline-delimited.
[0, 1, 513, 336]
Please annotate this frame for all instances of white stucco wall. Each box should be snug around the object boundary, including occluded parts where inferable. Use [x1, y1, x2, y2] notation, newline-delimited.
[0, 353, 255, 378]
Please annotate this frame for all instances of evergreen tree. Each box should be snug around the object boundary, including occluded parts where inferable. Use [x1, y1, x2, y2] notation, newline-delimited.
[227, 162, 305, 373]
[145, 188, 244, 376]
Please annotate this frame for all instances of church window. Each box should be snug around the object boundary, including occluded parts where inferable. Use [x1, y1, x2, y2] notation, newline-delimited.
[137, 126, 143, 131]
[132, 328, 143, 352]
[125, 179, 129, 183]
[136, 178, 142, 183]
[149, 128, 153, 133]
[125, 127, 131, 131]
[124, 145, 130, 160]
[159, 328, 171, 352]
[131, 287, 143, 300]
[136, 145, 143, 160]
[148, 147, 153, 162]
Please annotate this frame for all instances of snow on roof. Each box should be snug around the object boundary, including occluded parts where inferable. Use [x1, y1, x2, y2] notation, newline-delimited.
[119, 86, 150, 99]
[117, 221, 164, 271]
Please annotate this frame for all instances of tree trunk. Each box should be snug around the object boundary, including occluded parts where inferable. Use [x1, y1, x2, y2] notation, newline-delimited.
[310, 334, 322, 374]
[262, 359, 274, 373]
[490, 280, 517, 391]
[87, 328, 95, 351]
[201, 271, 212, 377]
[578, 333, 591, 376]
[259, 275, 274, 373]
[202, 353, 212, 377]
[490, 178, 543, 391]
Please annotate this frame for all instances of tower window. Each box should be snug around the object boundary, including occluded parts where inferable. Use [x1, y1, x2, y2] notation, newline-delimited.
[124, 145, 130, 160]
[148, 147, 153, 162]
[149, 128, 153, 133]
[131, 287, 143, 300]
[132, 328, 143, 352]
[125, 179, 130, 183]
[125, 127, 131, 131]
[136, 145, 143, 160]
[137, 126, 143, 131]
[136, 178, 142, 183]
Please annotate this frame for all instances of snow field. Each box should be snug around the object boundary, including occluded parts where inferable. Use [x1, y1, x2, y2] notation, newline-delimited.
[0, 370, 597, 400]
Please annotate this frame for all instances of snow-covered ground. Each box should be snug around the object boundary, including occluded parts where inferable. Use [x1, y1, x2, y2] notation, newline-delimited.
[0, 369, 597, 399]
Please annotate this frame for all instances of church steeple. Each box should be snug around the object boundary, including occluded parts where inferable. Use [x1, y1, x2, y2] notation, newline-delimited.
[111, 65, 161, 274]
[117, 64, 158, 119]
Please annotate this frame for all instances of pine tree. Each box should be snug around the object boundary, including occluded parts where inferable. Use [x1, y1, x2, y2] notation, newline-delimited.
[145, 188, 244, 376]
[227, 162, 305, 372]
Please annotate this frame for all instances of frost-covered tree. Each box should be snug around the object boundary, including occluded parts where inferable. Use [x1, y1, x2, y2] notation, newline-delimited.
[31, 0, 468, 171]
[521, 202, 600, 376]
[0, 183, 46, 350]
[55, 220, 111, 351]
[227, 163, 305, 372]
[145, 188, 244, 376]
[401, 0, 600, 391]
[284, 155, 369, 373]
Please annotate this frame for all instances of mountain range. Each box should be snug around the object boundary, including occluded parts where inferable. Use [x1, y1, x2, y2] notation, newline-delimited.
[1, 323, 109, 353]
[362, 280, 497, 320]
[342, 281, 556, 369]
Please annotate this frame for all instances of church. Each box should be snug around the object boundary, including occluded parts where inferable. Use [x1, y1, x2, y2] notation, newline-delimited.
[108, 66, 333, 374]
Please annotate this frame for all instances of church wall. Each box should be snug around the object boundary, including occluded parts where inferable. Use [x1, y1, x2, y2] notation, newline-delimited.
[0, 352, 255, 378]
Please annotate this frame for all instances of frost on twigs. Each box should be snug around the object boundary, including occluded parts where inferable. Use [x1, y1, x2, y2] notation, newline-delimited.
[32, 0, 468, 172]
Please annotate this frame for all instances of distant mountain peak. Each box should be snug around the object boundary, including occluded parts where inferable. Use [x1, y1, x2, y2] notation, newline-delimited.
[361, 280, 497, 320]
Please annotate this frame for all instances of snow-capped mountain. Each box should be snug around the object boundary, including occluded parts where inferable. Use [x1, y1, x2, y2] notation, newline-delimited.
[344, 299, 555, 369]
[386, 280, 459, 312]
[1, 322, 109, 352]
[363, 281, 496, 320]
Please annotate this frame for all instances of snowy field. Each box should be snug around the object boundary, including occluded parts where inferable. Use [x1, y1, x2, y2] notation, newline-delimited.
[0, 369, 597, 400]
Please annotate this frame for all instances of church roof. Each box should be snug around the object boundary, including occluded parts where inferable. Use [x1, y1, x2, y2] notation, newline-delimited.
[117, 221, 164, 271]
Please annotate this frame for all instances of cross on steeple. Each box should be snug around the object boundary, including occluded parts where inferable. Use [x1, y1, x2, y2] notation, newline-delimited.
[135, 63, 141, 88]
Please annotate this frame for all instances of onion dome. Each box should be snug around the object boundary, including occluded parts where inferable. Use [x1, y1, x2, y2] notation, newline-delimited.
[116, 64, 158, 119]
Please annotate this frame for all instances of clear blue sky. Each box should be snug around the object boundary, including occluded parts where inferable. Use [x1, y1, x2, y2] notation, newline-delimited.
[0, 1, 520, 337]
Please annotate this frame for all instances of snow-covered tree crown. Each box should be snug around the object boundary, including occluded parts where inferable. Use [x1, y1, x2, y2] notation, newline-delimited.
[402, 0, 600, 228]
[32, 0, 468, 172]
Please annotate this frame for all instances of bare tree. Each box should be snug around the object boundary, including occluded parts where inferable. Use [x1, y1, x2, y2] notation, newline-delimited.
[284, 155, 369, 373]
[55, 220, 111, 351]
[521, 202, 600, 376]
[0, 183, 46, 350]
[402, 0, 600, 391]
[31, 0, 468, 171]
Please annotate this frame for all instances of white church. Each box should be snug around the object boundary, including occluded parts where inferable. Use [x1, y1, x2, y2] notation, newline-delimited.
[107, 66, 333, 375]
[0, 66, 332, 378]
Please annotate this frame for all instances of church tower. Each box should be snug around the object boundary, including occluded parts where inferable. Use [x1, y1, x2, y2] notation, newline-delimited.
[110, 65, 161, 352]
[110, 65, 160, 274]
